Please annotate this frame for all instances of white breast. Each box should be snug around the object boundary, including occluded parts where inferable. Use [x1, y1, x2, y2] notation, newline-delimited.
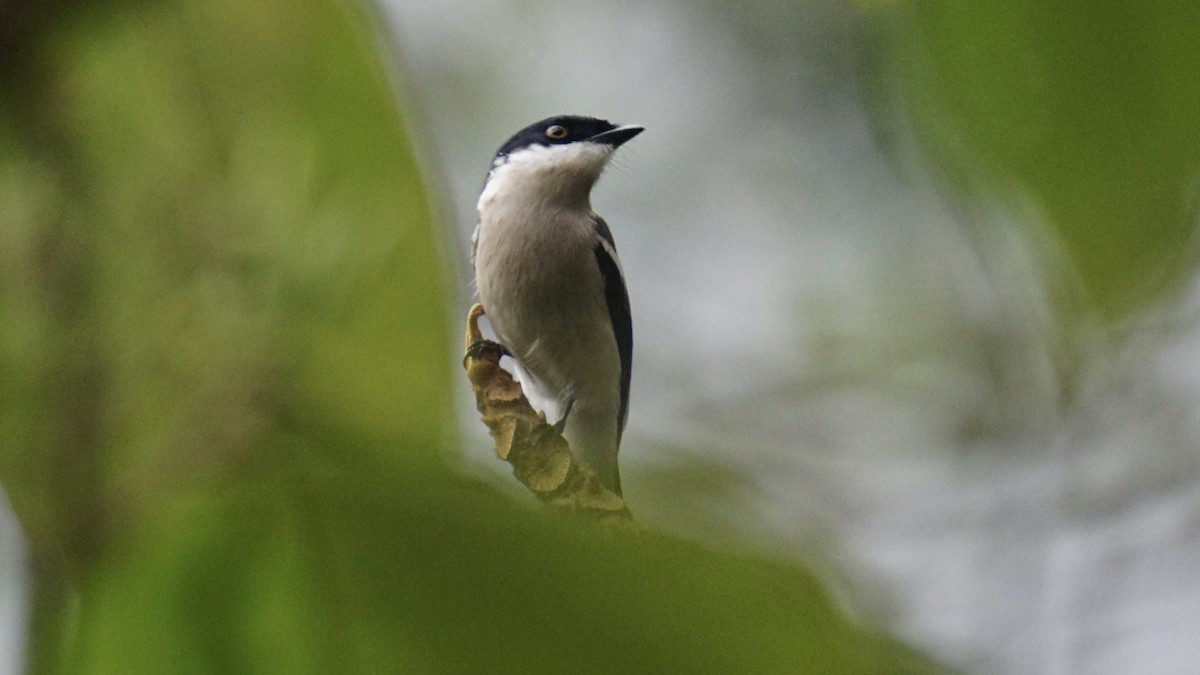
[473, 149, 622, 420]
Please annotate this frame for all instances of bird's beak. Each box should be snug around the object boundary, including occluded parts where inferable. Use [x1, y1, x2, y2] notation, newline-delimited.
[588, 125, 644, 148]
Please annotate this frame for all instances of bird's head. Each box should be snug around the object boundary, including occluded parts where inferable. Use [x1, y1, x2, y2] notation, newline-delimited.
[480, 115, 644, 209]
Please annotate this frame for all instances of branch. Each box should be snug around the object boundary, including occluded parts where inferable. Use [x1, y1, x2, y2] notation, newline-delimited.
[463, 304, 631, 521]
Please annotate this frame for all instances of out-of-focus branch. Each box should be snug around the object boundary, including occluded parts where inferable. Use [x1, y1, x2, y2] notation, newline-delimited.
[463, 304, 631, 521]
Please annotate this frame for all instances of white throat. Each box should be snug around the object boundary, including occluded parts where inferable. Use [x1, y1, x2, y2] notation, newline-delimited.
[478, 142, 613, 213]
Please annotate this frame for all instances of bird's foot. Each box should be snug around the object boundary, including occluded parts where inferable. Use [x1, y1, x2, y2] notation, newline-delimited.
[463, 338, 510, 368]
[463, 303, 511, 365]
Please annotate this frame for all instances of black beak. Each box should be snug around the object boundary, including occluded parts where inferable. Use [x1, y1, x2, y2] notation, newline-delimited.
[588, 125, 644, 148]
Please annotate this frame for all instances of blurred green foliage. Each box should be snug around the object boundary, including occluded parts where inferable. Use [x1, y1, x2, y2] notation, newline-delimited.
[873, 0, 1200, 319]
[0, 0, 930, 672]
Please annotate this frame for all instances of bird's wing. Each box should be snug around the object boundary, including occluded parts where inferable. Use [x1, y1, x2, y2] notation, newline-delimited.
[591, 216, 632, 439]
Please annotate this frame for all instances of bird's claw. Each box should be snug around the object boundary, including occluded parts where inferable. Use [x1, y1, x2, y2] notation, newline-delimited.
[463, 339, 510, 367]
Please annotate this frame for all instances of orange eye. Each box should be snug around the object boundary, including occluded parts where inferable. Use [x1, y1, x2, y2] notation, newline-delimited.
[545, 125, 569, 140]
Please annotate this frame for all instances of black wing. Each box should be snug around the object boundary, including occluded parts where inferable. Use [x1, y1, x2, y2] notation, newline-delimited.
[592, 216, 632, 439]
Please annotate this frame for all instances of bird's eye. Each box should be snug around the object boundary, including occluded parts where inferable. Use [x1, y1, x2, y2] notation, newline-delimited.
[545, 125, 569, 140]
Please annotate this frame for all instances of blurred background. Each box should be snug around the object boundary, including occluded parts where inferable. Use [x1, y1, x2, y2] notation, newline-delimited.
[3, 0, 1200, 672]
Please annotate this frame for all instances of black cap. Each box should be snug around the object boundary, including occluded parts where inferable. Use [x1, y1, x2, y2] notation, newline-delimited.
[494, 115, 644, 161]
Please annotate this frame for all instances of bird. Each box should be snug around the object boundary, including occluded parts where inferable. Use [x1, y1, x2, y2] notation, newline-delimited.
[472, 115, 642, 496]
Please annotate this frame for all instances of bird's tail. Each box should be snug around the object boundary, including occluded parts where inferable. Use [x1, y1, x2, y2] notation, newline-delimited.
[564, 407, 622, 496]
